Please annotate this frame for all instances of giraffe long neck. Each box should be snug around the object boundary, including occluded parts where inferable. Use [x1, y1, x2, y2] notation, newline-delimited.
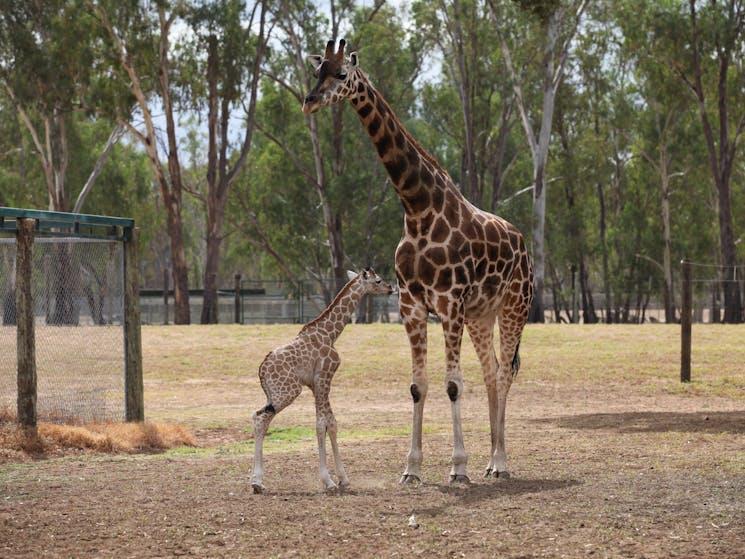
[300, 278, 364, 342]
[349, 71, 455, 216]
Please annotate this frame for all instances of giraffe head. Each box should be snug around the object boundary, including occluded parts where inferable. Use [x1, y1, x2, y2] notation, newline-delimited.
[346, 268, 394, 296]
[302, 39, 359, 115]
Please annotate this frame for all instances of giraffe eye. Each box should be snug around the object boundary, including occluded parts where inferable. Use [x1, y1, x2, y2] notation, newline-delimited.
[336, 72, 347, 80]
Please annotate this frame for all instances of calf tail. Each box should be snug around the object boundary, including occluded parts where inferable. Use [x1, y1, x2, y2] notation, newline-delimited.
[256, 354, 276, 416]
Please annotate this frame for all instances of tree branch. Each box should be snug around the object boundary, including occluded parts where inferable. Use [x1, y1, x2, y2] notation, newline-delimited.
[73, 124, 125, 213]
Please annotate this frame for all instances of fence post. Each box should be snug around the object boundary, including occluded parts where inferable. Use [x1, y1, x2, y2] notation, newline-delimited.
[680, 258, 692, 383]
[124, 227, 144, 421]
[234, 273, 241, 324]
[16, 218, 36, 428]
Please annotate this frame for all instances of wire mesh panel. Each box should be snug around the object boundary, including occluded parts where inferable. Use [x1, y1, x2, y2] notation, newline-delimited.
[0, 237, 125, 423]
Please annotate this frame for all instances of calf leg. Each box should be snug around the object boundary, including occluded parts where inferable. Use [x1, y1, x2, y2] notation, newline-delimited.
[250, 377, 302, 494]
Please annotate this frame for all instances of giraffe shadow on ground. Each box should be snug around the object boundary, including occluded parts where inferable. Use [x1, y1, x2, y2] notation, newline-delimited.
[533, 410, 745, 435]
[397, 478, 582, 518]
[437, 477, 581, 503]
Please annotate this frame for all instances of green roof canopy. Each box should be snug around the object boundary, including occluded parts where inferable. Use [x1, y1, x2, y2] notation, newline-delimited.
[0, 207, 134, 241]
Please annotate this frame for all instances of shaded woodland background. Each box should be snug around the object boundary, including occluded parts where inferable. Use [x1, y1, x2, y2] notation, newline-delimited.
[1, 0, 743, 324]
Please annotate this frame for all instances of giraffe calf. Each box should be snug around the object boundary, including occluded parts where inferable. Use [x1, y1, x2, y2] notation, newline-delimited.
[250, 268, 394, 493]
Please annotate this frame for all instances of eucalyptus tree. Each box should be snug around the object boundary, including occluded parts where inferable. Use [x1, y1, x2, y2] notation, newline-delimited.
[85, 0, 193, 323]
[262, 0, 354, 300]
[179, 0, 269, 324]
[0, 0, 101, 213]
[682, 0, 744, 323]
[632, 0, 745, 322]
[0, 0, 126, 324]
[619, 1, 745, 322]
[412, 0, 520, 211]
[489, 0, 588, 322]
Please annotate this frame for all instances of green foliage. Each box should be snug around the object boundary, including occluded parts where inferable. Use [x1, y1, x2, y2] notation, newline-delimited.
[0, 0, 743, 317]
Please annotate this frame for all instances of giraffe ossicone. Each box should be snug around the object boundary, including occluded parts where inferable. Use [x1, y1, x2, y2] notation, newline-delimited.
[303, 40, 534, 484]
[250, 268, 394, 494]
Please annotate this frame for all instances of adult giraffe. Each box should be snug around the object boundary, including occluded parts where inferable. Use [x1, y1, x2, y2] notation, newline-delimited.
[302, 39, 533, 483]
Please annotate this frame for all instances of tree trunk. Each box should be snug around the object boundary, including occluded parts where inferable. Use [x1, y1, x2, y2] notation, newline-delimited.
[91, 1, 193, 322]
[159, 10, 190, 325]
[579, 258, 598, 323]
[200, 4, 266, 323]
[201, 232, 221, 324]
[660, 169, 675, 323]
[598, 181, 612, 323]
[201, 35, 221, 325]
[164, 187, 190, 325]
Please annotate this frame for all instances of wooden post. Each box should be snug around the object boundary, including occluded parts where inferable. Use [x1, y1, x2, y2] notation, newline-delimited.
[16, 218, 37, 428]
[234, 273, 241, 324]
[124, 228, 144, 421]
[680, 258, 692, 383]
[163, 267, 169, 325]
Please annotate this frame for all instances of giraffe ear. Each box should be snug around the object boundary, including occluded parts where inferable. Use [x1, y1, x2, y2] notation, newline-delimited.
[349, 52, 358, 67]
[346, 270, 357, 281]
[308, 55, 323, 73]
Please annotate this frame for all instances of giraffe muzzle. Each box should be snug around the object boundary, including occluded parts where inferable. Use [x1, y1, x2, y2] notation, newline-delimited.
[302, 96, 320, 115]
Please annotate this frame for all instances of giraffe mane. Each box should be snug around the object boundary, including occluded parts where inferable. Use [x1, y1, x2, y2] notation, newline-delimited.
[357, 69, 447, 176]
[299, 274, 358, 334]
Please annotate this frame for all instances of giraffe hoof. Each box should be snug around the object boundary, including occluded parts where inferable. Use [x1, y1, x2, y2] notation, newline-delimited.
[251, 482, 266, 494]
[484, 468, 493, 478]
[449, 474, 471, 484]
[400, 474, 421, 484]
[492, 470, 510, 479]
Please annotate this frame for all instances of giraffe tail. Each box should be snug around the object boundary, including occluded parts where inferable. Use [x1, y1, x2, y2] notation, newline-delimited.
[511, 341, 521, 378]
[256, 353, 276, 416]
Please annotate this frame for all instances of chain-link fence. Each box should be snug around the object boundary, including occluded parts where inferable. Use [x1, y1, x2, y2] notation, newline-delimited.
[1, 237, 125, 423]
[140, 278, 399, 325]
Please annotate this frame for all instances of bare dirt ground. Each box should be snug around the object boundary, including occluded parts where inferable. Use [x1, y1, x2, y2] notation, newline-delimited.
[1, 324, 744, 558]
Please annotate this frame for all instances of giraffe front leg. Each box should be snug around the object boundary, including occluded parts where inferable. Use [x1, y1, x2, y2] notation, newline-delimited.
[400, 304, 428, 484]
[443, 314, 469, 484]
[312, 365, 342, 491]
[315, 414, 336, 491]
[327, 412, 349, 488]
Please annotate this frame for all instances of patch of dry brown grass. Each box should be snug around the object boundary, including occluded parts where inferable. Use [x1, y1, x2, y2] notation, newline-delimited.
[0, 412, 195, 459]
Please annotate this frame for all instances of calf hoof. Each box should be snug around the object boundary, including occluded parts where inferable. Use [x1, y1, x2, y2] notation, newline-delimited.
[492, 470, 510, 479]
[251, 482, 266, 494]
[400, 474, 421, 484]
[449, 474, 471, 484]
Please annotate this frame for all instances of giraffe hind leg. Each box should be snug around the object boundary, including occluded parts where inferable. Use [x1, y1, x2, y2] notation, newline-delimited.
[250, 375, 302, 494]
[489, 301, 529, 479]
[466, 317, 501, 479]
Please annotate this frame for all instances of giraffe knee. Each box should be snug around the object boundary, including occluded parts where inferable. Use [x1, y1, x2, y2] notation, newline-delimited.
[410, 383, 421, 403]
[447, 380, 459, 402]
[252, 404, 276, 426]
[254, 403, 275, 418]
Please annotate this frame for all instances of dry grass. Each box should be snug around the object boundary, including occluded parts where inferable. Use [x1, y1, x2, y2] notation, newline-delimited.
[2, 323, 743, 458]
[140, 323, 745, 429]
[0, 411, 195, 458]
